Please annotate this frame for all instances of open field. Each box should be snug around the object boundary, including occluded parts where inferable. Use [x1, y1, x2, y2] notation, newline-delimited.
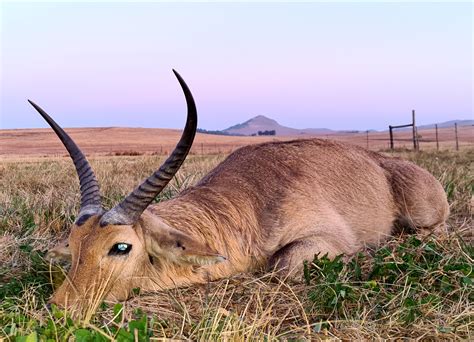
[1, 125, 472, 158]
[0, 148, 473, 340]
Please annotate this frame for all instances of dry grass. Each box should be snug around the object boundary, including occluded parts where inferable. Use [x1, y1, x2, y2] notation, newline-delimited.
[1, 125, 473, 158]
[0, 147, 472, 340]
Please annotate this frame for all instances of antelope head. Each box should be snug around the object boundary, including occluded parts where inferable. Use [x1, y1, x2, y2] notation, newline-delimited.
[30, 71, 225, 313]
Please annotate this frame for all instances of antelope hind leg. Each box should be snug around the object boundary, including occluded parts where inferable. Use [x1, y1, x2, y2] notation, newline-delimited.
[267, 237, 351, 280]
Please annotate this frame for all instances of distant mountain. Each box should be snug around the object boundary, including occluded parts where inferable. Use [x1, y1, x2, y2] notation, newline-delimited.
[417, 119, 473, 130]
[393, 119, 473, 132]
[196, 128, 237, 136]
[223, 115, 333, 136]
[218, 116, 472, 136]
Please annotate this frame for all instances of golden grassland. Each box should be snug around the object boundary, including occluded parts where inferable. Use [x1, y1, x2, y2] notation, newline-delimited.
[1, 125, 472, 158]
[0, 146, 473, 340]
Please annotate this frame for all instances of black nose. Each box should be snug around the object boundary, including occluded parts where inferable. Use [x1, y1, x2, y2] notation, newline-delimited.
[46, 303, 52, 310]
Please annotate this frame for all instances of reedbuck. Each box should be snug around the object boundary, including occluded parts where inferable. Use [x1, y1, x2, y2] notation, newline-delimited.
[30, 70, 449, 312]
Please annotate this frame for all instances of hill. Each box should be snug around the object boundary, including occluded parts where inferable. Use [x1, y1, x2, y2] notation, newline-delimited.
[418, 119, 473, 130]
[223, 115, 333, 136]
[394, 119, 473, 131]
[223, 116, 473, 136]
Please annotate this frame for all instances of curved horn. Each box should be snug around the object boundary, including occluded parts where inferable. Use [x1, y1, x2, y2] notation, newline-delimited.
[28, 100, 103, 219]
[100, 69, 197, 226]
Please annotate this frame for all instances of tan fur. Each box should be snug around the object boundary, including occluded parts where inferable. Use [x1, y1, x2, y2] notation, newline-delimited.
[48, 139, 449, 309]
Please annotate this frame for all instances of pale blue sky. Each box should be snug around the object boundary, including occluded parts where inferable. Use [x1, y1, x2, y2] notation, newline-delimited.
[1, 1, 472, 131]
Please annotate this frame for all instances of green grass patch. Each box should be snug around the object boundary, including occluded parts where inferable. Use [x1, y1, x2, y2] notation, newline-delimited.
[305, 235, 473, 335]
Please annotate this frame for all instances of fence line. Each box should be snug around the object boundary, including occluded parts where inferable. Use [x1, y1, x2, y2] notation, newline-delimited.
[193, 124, 470, 154]
[108, 122, 472, 157]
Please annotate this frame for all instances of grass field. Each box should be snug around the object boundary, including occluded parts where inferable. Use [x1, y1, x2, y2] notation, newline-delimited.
[0, 148, 472, 340]
[1, 124, 473, 157]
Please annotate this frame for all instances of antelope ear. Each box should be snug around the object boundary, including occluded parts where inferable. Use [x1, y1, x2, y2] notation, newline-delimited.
[45, 240, 72, 263]
[143, 218, 226, 266]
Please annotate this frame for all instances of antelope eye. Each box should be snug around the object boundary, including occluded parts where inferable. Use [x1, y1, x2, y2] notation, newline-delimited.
[109, 243, 132, 256]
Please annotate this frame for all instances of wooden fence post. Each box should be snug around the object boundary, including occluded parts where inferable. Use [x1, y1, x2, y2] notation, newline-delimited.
[412, 110, 418, 151]
[389, 125, 394, 150]
[366, 130, 369, 150]
[415, 127, 420, 150]
[435, 124, 439, 151]
[455, 123, 459, 151]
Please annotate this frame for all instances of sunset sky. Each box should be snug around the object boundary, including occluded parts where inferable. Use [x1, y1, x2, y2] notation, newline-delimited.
[1, 1, 472, 131]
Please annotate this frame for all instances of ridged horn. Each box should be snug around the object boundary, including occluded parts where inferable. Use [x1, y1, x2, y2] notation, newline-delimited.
[100, 69, 197, 226]
[28, 100, 103, 220]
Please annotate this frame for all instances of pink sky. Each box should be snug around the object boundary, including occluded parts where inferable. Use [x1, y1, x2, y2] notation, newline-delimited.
[1, 2, 472, 131]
